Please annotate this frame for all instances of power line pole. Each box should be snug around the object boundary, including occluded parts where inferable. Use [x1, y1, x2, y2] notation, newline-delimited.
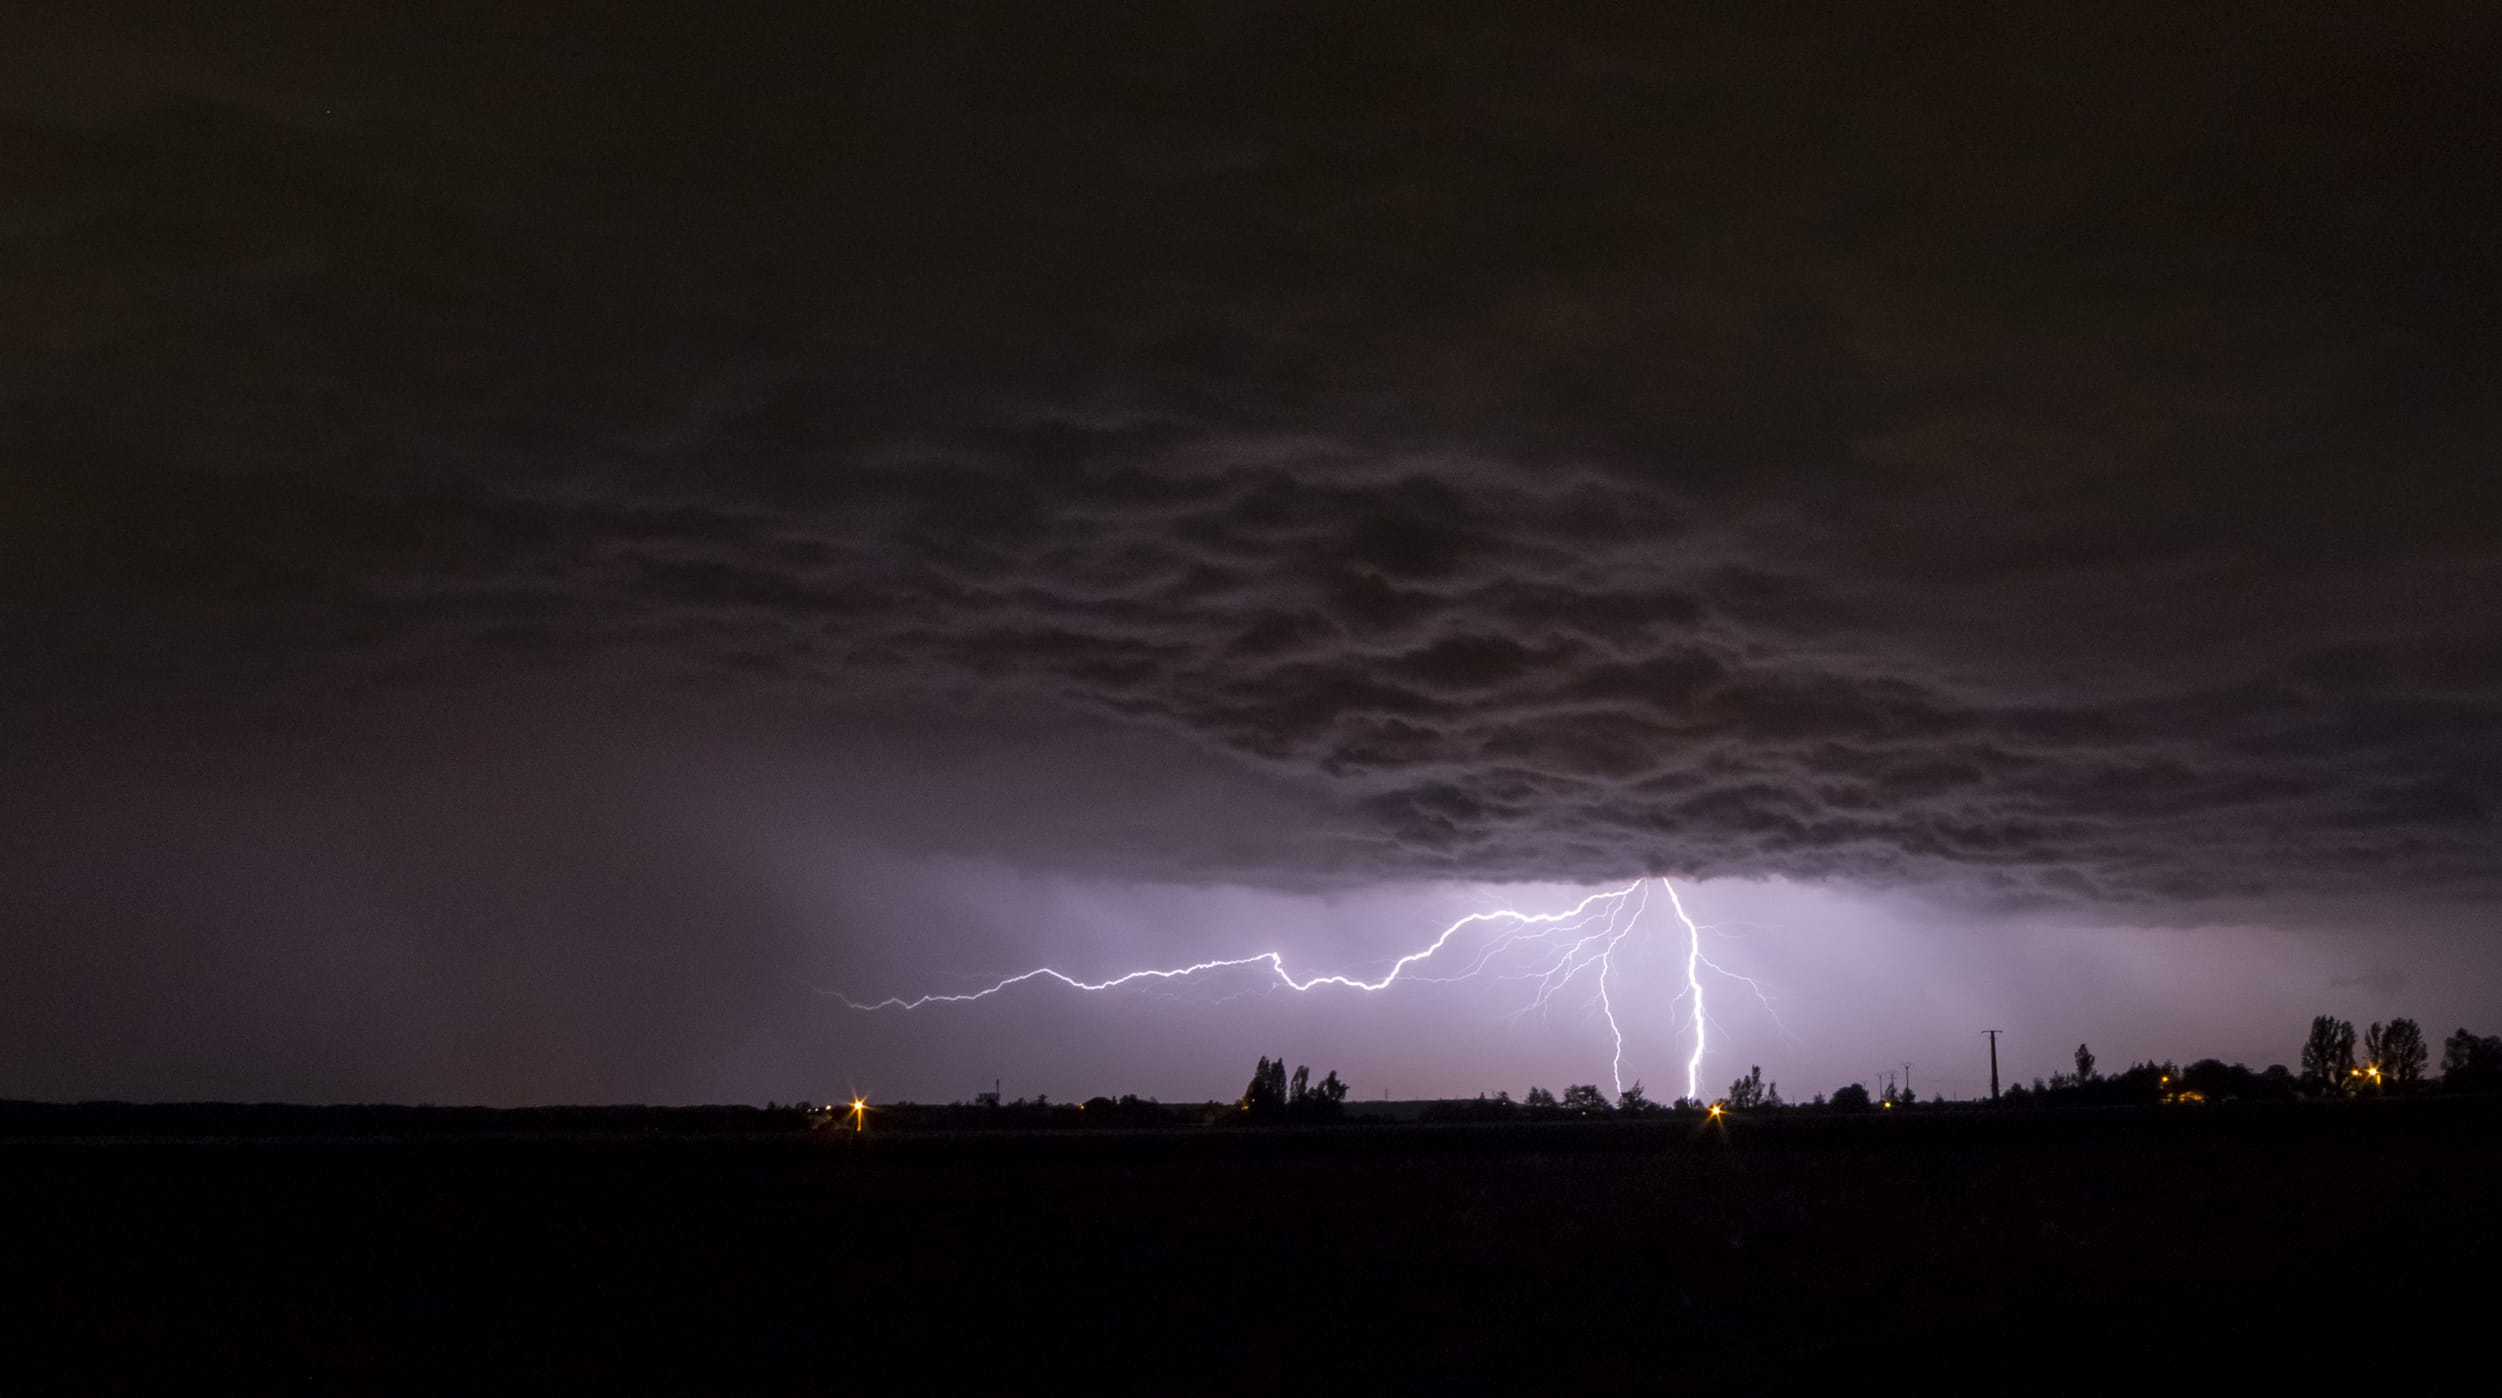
[1901, 1061, 1914, 1100]
[1983, 1030, 2004, 1101]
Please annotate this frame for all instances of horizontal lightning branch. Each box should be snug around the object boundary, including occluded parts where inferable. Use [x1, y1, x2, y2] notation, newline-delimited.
[833, 877, 1768, 1103]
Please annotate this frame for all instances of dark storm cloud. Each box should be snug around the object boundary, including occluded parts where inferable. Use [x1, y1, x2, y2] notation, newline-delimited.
[8, 5, 2502, 905]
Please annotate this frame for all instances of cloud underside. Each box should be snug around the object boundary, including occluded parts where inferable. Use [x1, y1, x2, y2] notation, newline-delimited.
[6, 8, 2500, 904]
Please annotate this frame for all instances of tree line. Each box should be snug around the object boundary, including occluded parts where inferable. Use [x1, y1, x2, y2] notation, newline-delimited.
[2291, 1015, 2502, 1094]
[1421, 1014, 2502, 1122]
[848, 1014, 2502, 1135]
[1997, 1015, 2502, 1106]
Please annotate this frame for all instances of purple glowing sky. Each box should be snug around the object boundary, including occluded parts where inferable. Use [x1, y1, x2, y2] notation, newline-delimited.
[7, 689, 2493, 1106]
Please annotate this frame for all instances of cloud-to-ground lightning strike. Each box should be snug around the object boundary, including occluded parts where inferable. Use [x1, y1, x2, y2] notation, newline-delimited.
[1661, 877, 1709, 1103]
[836, 878, 1769, 1102]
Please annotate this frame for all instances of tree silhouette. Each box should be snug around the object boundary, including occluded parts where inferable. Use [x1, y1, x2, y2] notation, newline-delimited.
[2074, 1043, 2097, 1081]
[1830, 1082, 1872, 1112]
[1240, 1058, 1346, 1121]
[2301, 1016, 2357, 1092]
[1523, 1086, 1558, 1112]
[1296, 1068, 1348, 1120]
[1242, 1056, 1288, 1115]
[2442, 1029, 2502, 1091]
[1558, 1084, 1610, 1114]
[1725, 1065, 1774, 1110]
[1617, 1081, 1653, 1114]
[2389, 1022, 2430, 1087]
[2363, 1019, 2429, 1089]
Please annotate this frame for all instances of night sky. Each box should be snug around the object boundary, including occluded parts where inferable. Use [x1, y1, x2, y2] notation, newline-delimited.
[6, 7, 2500, 1106]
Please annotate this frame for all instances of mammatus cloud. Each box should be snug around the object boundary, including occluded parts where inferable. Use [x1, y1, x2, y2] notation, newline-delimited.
[5, 7, 2500, 906]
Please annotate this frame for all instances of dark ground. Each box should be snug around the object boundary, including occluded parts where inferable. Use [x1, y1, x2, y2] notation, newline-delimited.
[5, 1101, 2494, 1391]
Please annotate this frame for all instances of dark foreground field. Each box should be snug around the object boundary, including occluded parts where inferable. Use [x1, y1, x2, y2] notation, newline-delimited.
[6, 1102, 2496, 1391]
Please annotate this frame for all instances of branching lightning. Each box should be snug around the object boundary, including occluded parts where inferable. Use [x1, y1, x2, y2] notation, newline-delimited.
[833, 877, 1780, 1102]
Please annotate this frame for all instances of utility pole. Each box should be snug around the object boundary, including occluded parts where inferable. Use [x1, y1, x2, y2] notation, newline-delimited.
[1983, 1030, 2004, 1101]
[1901, 1061, 1914, 1100]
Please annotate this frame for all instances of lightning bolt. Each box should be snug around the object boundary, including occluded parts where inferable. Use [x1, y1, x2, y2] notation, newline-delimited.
[1594, 878, 1650, 1098]
[834, 875, 1769, 1105]
[1660, 876, 1709, 1103]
